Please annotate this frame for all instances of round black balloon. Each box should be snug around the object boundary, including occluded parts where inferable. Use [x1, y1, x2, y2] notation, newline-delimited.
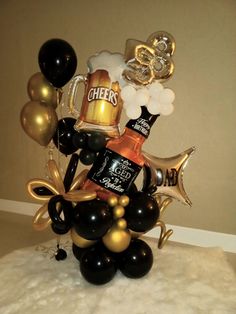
[53, 117, 78, 155]
[126, 183, 138, 196]
[63, 153, 79, 192]
[38, 38, 77, 88]
[125, 192, 160, 232]
[80, 243, 117, 285]
[73, 199, 112, 240]
[55, 248, 67, 261]
[118, 239, 153, 278]
[72, 132, 88, 149]
[87, 132, 106, 152]
[48, 195, 72, 233]
[72, 243, 87, 261]
[79, 149, 96, 165]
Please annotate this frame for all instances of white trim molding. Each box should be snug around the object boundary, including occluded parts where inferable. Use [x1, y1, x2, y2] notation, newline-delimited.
[0, 199, 236, 253]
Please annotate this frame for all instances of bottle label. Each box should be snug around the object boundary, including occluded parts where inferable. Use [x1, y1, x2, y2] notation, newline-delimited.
[126, 117, 151, 138]
[87, 148, 142, 195]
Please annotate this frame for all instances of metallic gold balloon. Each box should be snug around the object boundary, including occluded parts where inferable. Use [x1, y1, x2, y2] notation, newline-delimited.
[142, 147, 195, 206]
[107, 195, 118, 207]
[71, 228, 96, 248]
[103, 222, 131, 253]
[147, 31, 176, 56]
[123, 32, 175, 85]
[27, 72, 62, 108]
[113, 205, 125, 219]
[32, 203, 51, 231]
[20, 100, 58, 146]
[118, 195, 130, 207]
[27, 161, 97, 230]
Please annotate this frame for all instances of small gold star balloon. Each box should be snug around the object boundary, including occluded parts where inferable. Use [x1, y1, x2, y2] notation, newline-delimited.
[142, 147, 195, 206]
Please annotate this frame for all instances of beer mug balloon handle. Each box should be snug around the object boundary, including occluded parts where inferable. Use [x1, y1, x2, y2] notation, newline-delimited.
[68, 74, 87, 117]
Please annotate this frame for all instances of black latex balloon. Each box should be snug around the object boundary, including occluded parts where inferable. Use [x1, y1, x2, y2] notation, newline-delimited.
[73, 199, 112, 240]
[79, 149, 96, 165]
[48, 195, 72, 233]
[55, 248, 67, 261]
[63, 153, 79, 192]
[51, 222, 71, 235]
[87, 132, 106, 152]
[72, 243, 87, 261]
[72, 132, 88, 149]
[125, 192, 160, 233]
[118, 239, 153, 278]
[33, 186, 53, 196]
[80, 243, 117, 285]
[126, 183, 138, 196]
[38, 38, 77, 88]
[53, 117, 78, 155]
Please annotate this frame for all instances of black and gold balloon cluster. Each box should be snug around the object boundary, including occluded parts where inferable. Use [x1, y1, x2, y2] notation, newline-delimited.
[71, 191, 160, 285]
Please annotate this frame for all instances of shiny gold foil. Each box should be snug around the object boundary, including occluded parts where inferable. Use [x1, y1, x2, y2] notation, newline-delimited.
[68, 70, 123, 138]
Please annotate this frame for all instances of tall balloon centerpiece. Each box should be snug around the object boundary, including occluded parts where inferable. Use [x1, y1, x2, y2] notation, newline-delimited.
[20, 32, 195, 285]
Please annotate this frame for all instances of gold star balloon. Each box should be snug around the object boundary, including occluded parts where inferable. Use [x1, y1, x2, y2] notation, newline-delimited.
[142, 147, 195, 206]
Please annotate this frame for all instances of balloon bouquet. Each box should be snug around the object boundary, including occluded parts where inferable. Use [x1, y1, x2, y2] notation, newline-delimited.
[20, 32, 195, 285]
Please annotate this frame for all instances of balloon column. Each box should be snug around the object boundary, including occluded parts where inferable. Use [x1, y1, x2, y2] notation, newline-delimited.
[20, 32, 195, 285]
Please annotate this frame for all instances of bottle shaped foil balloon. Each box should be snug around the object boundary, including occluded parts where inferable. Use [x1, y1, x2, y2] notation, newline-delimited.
[82, 106, 158, 199]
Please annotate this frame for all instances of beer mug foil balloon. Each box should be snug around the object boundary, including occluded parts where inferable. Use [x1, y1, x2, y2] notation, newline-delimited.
[20, 32, 196, 286]
[68, 51, 126, 138]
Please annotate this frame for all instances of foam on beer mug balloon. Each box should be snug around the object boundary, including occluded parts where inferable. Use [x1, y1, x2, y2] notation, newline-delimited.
[88, 51, 126, 84]
[135, 88, 150, 107]
[147, 98, 162, 115]
[121, 85, 136, 103]
[160, 102, 174, 115]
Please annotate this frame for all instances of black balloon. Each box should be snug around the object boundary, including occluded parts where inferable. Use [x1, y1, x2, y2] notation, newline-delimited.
[53, 117, 78, 155]
[72, 243, 87, 261]
[38, 38, 77, 88]
[63, 153, 79, 192]
[80, 243, 117, 285]
[55, 248, 67, 261]
[127, 183, 138, 196]
[51, 222, 71, 235]
[48, 195, 72, 234]
[87, 132, 106, 152]
[72, 132, 88, 149]
[125, 192, 160, 232]
[79, 149, 96, 165]
[73, 199, 112, 240]
[118, 239, 153, 278]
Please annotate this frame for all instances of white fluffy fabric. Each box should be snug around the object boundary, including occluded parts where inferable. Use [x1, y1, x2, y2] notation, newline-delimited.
[0, 237, 235, 314]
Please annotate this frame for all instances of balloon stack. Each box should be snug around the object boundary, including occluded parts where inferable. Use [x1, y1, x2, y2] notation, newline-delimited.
[20, 32, 195, 285]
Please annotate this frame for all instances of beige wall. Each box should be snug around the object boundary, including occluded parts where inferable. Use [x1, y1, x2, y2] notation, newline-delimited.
[0, 0, 235, 234]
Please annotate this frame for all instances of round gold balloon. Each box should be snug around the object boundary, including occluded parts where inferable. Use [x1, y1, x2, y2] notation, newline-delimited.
[118, 195, 129, 207]
[71, 228, 96, 248]
[113, 205, 125, 219]
[20, 100, 58, 146]
[27, 72, 62, 108]
[107, 195, 118, 207]
[102, 223, 131, 253]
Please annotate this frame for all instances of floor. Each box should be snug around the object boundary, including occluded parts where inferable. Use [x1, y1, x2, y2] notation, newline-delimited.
[0, 211, 235, 272]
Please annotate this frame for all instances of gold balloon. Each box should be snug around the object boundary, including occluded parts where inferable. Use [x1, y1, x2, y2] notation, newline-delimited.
[116, 218, 127, 230]
[147, 31, 176, 56]
[27, 72, 62, 108]
[20, 100, 58, 146]
[142, 147, 195, 206]
[107, 195, 118, 207]
[118, 195, 129, 207]
[113, 205, 125, 219]
[27, 161, 96, 231]
[123, 31, 175, 85]
[71, 228, 96, 248]
[103, 222, 131, 253]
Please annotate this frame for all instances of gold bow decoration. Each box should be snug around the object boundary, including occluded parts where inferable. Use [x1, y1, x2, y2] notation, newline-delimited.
[123, 31, 175, 86]
[27, 159, 97, 231]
